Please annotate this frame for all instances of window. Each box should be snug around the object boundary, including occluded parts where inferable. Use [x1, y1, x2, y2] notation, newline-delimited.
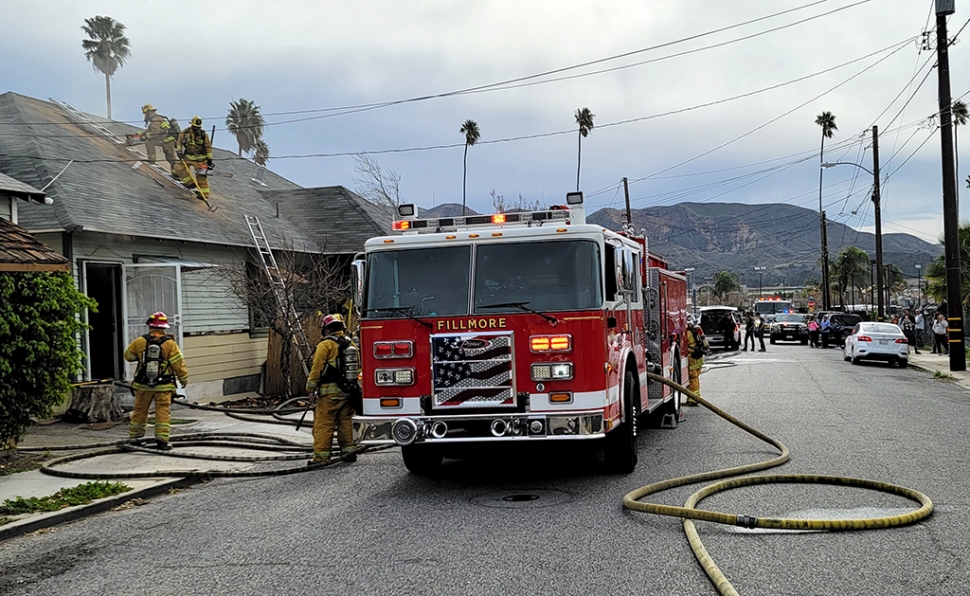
[365, 246, 471, 317]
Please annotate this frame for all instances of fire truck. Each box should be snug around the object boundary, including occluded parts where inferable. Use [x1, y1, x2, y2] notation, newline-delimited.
[350, 192, 690, 474]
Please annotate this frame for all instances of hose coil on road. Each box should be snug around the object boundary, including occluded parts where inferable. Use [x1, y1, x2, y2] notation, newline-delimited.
[626, 372, 934, 596]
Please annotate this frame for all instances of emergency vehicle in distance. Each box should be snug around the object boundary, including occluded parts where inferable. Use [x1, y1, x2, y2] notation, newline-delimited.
[752, 297, 794, 321]
[350, 192, 690, 474]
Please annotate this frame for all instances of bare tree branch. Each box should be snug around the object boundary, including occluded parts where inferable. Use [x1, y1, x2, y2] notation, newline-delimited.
[353, 154, 402, 209]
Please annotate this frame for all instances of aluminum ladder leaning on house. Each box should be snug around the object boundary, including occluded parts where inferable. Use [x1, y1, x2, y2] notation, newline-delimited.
[48, 98, 187, 193]
[244, 214, 313, 378]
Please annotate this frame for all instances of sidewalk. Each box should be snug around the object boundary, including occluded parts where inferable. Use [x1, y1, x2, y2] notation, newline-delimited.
[0, 401, 314, 541]
[908, 350, 970, 391]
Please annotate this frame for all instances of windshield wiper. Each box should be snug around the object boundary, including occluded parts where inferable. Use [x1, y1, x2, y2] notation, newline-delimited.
[362, 306, 432, 328]
[478, 301, 558, 325]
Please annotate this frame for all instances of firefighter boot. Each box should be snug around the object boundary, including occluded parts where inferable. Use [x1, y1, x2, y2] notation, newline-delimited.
[341, 445, 361, 463]
[155, 439, 173, 451]
[308, 452, 331, 466]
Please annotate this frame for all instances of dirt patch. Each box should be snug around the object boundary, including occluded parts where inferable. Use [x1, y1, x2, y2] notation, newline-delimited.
[81, 421, 125, 431]
[0, 450, 50, 476]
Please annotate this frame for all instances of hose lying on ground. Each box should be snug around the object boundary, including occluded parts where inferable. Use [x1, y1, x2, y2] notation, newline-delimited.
[626, 372, 934, 596]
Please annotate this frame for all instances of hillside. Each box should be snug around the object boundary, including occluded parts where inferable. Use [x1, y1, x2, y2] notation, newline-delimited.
[587, 202, 940, 288]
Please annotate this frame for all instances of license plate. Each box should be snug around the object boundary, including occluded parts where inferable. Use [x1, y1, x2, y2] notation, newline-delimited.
[785, 335, 793, 339]
[879, 339, 888, 345]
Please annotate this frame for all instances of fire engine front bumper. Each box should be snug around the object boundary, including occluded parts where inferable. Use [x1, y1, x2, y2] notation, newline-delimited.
[353, 412, 605, 446]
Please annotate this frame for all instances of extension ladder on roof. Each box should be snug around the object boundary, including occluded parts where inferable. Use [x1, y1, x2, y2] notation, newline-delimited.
[244, 214, 313, 378]
[48, 98, 185, 191]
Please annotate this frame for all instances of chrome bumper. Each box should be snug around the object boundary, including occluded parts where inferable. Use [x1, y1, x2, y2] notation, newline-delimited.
[353, 411, 605, 446]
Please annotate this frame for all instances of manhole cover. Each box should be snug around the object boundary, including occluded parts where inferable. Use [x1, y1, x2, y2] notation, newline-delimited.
[471, 488, 573, 509]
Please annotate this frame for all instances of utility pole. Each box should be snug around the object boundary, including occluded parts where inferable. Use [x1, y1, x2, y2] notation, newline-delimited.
[622, 177, 632, 227]
[935, 0, 966, 371]
[820, 211, 830, 309]
[873, 125, 885, 321]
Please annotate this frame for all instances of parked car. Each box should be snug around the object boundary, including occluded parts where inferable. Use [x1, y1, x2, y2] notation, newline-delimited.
[697, 306, 741, 350]
[843, 321, 909, 367]
[820, 312, 863, 348]
[769, 313, 808, 344]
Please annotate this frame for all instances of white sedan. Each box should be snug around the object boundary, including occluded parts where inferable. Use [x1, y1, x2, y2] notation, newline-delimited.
[843, 322, 910, 366]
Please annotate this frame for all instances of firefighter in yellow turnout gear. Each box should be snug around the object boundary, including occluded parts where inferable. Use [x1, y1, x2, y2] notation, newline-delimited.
[685, 321, 708, 406]
[140, 104, 178, 171]
[172, 116, 213, 200]
[306, 314, 361, 464]
[123, 312, 189, 450]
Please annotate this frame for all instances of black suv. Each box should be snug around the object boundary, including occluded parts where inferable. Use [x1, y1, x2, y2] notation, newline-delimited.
[820, 312, 863, 348]
[769, 313, 809, 344]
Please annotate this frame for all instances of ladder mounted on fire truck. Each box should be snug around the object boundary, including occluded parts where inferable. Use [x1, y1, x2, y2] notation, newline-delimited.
[244, 214, 313, 377]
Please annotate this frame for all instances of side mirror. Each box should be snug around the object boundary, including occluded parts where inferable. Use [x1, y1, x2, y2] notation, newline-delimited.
[351, 257, 364, 313]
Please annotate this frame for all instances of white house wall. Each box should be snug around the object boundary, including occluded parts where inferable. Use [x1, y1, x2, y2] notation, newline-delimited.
[64, 233, 266, 399]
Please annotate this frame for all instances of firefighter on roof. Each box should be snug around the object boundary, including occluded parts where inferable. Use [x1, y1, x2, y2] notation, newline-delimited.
[124, 312, 189, 450]
[306, 313, 361, 464]
[140, 103, 178, 171]
[173, 116, 213, 201]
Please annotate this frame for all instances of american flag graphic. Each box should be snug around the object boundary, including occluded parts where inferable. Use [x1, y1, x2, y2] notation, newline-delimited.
[432, 333, 514, 408]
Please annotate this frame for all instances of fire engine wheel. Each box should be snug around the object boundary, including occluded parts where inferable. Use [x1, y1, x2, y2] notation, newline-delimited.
[664, 362, 683, 423]
[604, 370, 639, 474]
[401, 444, 444, 475]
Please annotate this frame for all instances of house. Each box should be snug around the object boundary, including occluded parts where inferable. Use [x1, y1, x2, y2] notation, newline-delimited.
[0, 92, 391, 400]
[0, 171, 69, 271]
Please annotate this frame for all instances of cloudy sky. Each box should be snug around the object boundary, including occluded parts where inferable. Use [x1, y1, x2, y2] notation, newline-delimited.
[2, 0, 967, 244]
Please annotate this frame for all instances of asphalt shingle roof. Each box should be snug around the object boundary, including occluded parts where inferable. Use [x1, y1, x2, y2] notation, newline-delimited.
[0, 92, 390, 254]
[0, 171, 45, 203]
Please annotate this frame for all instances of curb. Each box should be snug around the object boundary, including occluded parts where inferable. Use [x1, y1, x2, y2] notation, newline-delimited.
[0, 476, 199, 542]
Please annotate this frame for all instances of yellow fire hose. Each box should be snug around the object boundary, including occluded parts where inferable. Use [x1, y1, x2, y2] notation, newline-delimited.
[627, 372, 934, 596]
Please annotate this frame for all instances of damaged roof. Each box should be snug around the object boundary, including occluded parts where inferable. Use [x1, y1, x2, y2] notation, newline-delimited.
[0, 92, 391, 253]
[0, 216, 70, 271]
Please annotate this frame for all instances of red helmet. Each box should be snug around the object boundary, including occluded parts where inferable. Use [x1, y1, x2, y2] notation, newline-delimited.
[146, 312, 170, 329]
[321, 313, 345, 330]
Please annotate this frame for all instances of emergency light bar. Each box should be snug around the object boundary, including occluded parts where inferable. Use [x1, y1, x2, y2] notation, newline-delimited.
[392, 207, 572, 232]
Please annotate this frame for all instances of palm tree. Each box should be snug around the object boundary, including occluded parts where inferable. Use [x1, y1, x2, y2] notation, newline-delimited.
[81, 16, 131, 120]
[253, 139, 270, 166]
[711, 271, 741, 304]
[815, 111, 837, 310]
[574, 107, 595, 191]
[833, 246, 870, 310]
[952, 101, 968, 195]
[460, 119, 480, 214]
[226, 98, 266, 157]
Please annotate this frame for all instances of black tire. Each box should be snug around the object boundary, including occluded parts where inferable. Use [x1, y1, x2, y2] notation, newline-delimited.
[401, 444, 443, 475]
[770, 337, 777, 345]
[801, 339, 808, 345]
[851, 355, 860, 365]
[604, 370, 639, 474]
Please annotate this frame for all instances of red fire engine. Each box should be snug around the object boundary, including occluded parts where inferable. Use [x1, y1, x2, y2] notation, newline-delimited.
[350, 192, 689, 474]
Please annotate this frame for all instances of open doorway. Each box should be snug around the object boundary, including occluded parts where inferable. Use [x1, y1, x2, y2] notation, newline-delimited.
[84, 263, 124, 380]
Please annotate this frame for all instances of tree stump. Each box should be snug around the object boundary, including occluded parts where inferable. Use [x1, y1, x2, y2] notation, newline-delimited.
[65, 383, 124, 423]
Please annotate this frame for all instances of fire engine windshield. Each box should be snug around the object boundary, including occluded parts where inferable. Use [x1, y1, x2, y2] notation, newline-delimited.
[473, 240, 602, 313]
[365, 246, 471, 317]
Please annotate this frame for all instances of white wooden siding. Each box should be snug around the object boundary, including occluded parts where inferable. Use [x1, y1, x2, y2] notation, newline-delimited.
[181, 267, 249, 333]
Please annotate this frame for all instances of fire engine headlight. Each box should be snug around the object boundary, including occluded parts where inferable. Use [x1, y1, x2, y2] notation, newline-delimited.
[375, 368, 414, 386]
[531, 362, 573, 381]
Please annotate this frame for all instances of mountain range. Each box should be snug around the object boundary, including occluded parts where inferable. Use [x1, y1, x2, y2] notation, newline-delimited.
[418, 202, 941, 288]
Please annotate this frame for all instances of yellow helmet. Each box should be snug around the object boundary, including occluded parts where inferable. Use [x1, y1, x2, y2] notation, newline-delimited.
[141, 103, 155, 114]
[191, 116, 203, 128]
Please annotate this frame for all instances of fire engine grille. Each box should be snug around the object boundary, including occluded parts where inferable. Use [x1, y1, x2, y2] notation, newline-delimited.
[431, 332, 514, 409]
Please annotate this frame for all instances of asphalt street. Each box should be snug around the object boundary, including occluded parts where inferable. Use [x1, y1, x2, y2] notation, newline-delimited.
[2, 343, 968, 596]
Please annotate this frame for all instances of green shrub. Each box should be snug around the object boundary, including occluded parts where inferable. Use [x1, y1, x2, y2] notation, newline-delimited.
[0, 271, 95, 445]
[0, 481, 130, 515]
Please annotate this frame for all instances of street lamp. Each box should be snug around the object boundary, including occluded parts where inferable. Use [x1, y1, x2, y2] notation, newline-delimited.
[823, 153, 884, 320]
[915, 264, 922, 309]
[754, 266, 766, 297]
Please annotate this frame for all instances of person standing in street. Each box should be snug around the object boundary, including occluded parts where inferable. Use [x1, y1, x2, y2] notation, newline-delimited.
[742, 312, 755, 351]
[754, 313, 767, 351]
[685, 321, 708, 405]
[124, 312, 188, 450]
[306, 314, 361, 464]
[808, 316, 820, 348]
[933, 313, 949, 355]
[900, 310, 920, 355]
[914, 309, 925, 350]
[820, 314, 832, 348]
